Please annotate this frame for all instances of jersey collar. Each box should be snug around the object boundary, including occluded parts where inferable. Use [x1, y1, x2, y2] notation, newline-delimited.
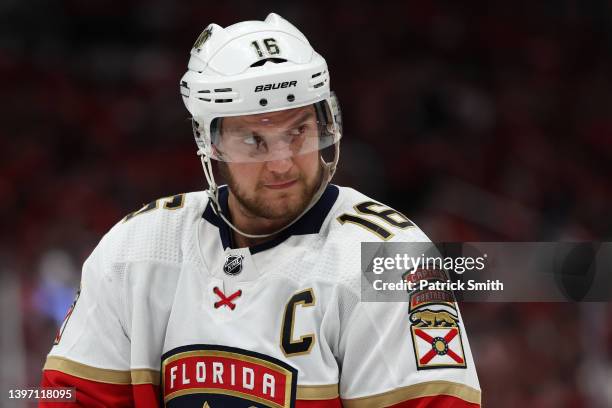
[202, 184, 339, 254]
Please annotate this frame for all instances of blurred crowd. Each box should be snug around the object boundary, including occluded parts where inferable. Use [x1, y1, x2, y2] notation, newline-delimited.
[1, 1, 612, 406]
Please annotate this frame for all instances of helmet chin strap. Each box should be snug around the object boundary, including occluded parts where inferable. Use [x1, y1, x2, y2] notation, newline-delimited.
[199, 143, 340, 240]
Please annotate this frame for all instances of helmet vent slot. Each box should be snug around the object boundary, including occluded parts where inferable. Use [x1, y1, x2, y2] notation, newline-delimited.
[250, 58, 287, 67]
[309, 70, 329, 89]
[196, 88, 237, 103]
[197, 90, 211, 101]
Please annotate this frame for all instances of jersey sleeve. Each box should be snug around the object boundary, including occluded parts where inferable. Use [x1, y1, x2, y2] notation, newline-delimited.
[39, 234, 159, 407]
[327, 188, 481, 406]
[337, 295, 481, 407]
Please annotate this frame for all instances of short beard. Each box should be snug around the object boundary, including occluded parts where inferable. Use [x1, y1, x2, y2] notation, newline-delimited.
[218, 162, 322, 222]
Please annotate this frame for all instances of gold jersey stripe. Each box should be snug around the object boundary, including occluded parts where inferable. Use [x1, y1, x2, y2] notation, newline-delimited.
[43, 356, 160, 385]
[296, 384, 339, 400]
[342, 381, 481, 408]
[131, 369, 160, 385]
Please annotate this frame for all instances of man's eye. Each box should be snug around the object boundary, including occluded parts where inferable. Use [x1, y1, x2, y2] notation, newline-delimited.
[244, 135, 266, 150]
[244, 135, 260, 145]
[288, 125, 307, 136]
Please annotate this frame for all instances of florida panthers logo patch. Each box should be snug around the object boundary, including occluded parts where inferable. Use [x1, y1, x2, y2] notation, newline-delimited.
[404, 268, 466, 370]
[223, 254, 244, 276]
[161, 344, 297, 407]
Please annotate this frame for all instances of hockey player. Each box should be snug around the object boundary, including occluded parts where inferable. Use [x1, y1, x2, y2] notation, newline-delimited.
[41, 13, 481, 407]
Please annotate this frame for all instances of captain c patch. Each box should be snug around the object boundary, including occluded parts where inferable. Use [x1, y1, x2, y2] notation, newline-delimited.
[161, 344, 297, 407]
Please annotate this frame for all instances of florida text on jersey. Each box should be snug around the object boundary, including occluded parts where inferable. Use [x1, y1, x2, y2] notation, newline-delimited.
[41, 186, 481, 407]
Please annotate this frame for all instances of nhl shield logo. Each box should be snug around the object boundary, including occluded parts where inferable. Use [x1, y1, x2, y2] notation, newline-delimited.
[223, 254, 244, 276]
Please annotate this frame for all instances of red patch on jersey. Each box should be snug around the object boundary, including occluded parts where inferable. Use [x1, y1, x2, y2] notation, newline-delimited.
[408, 289, 455, 313]
[411, 327, 467, 370]
[161, 344, 297, 408]
[402, 268, 448, 286]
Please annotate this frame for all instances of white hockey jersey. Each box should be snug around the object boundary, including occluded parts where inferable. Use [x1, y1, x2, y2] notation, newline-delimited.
[42, 185, 481, 407]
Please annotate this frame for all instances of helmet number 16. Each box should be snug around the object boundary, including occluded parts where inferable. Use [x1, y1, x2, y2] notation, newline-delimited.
[251, 38, 281, 58]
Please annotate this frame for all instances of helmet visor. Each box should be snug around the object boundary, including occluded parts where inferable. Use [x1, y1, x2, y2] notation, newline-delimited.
[208, 101, 340, 163]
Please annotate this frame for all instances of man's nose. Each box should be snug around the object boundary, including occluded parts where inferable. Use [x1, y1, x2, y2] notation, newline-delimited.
[265, 157, 293, 173]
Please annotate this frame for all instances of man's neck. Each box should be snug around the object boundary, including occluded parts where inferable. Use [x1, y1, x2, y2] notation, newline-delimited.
[232, 231, 272, 249]
[227, 194, 290, 249]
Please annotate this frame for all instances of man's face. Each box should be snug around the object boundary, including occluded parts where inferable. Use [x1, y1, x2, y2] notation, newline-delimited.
[217, 105, 322, 222]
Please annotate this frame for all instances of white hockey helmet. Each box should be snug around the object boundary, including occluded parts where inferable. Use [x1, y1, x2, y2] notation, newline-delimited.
[180, 13, 342, 238]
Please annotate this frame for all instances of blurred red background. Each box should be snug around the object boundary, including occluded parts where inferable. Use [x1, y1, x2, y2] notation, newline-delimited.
[1, 1, 611, 406]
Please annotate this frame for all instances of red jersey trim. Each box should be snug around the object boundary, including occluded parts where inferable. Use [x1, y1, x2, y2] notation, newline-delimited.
[342, 381, 480, 408]
[42, 369, 341, 408]
[44, 357, 340, 405]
